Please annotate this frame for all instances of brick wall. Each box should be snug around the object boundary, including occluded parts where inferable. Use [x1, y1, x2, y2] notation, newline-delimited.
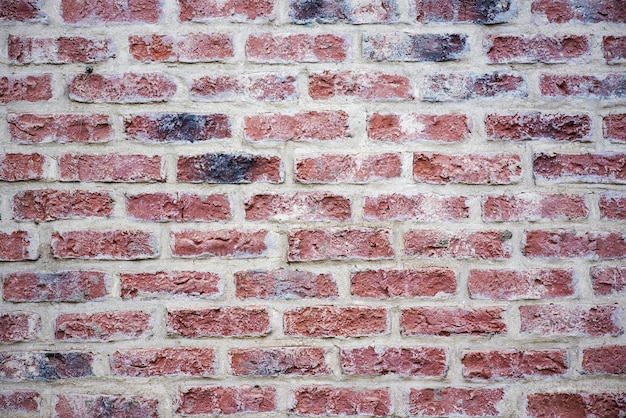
[1, 0, 625, 416]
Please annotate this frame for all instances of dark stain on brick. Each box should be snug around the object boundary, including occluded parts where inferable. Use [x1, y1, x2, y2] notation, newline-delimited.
[470, 0, 513, 23]
[179, 153, 255, 183]
[155, 113, 230, 142]
[411, 34, 467, 61]
[31, 352, 94, 380]
[290, 0, 348, 23]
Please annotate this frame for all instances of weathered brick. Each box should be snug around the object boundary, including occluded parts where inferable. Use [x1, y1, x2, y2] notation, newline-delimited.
[310, 71, 412, 100]
[288, 228, 393, 261]
[462, 350, 567, 379]
[9, 35, 114, 64]
[540, 74, 626, 99]
[413, 153, 522, 184]
[245, 111, 349, 141]
[168, 307, 271, 337]
[127, 193, 230, 222]
[520, 305, 622, 336]
[421, 72, 527, 101]
[247, 33, 349, 62]
[59, 154, 163, 182]
[0, 352, 94, 380]
[534, 153, 626, 184]
[120, 271, 221, 299]
[527, 393, 626, 418]
[284, 307, 388, 337]
[171, 229, 269, 258]
[401, 307, 506, 336]
[0, 391, 40, 414]
[125, 113, 230, 143]
[404, 230, 512, 259]
[485, 34, 589, 63]
[469, 269, 575, 300]
[604, 114, 626, 142]
[582, 345, 626, 375]
[600, 193, 626, 220]
[364, 33, 467, 61]
[0, 312, 40, 343]
[177, 386, 276, 415]
[482, 193, 588, 222]
[13, 190, 114, 221]
[413, 0, 515, 23]
[177, 153, 283, 184]
[0, 231, 38, 261]
[68, 73, 176, 103]
[51, 230, 159, 260]
[245, 192, 350, 221]
[296, 153, 401, 184]
[55, 311, 153, 341]
[341, 347, 446, 376]
[591, 266, 626, 296]
[532, 0, 626, 23]
[0, 153, 46, 181]
[230, 347, 330, 376]
[0, 0, 46, 23]
[110, 347, 216, 377]
[55, 394, 158, 418]
[129, 33, 233, 62]
[524, 230, 626, 259]
[0, 75, 51, 103]
[61, 0, 162, 24]
[179, 0, 275, 22]
[8, 113, 112, 144]
[409, 388, 504, 416]
[368, 113, 470, 142]
[351, 268, 456, 298]
[191, 74, 297, 102]
[485, 112, 592, 142]
[235, 270, 337, 299]
[604, 36, 626, 64]
[3, 271, 107, 302]
[364, 194, 469, 221]
[290, 0, 398, 24]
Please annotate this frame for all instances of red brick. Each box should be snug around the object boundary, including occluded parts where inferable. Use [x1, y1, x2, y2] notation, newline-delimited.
[177, 153, 283, 184]
[0, 391, 40, 414]
[462, 349, 567, 379]
[125, 113, 230, 143]
[310, 71, 412, 100]
[0, 0, 46, 23]
[179, 0, 275, 22]
[0, 75, 51, 103]
[68, 73, 176, 103]
[3, 271, 107, 302]
[368, 113, 470, 142]
[245, 111, 349, 141]
[364, 33, 467, 62]
[288, 228, 393, 261]
[604, 114, 626, 142]
[235, 269, 337, 299]
[61, 0, 162, 24]
[524, 229, 626, 259]
[0, 231, 37, 261]
[0, 312, 40, 343]
[604, 36, 626, 64]
[191, 74, 296, 102]
[520, 305, 622, 336]
[0, 352, 94, 380]
[485, 112, 592, 141]
[171, 229, 269, 258]
[591, 266, 626, 296]
[296, 153, 401, 184]
[59, 153, 163, 182]
[469, 269, 574, 300]
[409, 388, 504, 416]
[120, 271, 221, 299]
[291, 386, 391, 416]
[341, 347, 446, 376]
[110, 347, 216, 377]
[13, 190, 113, 221]
[527, 393, 626, 418]
[9, 35, 114, 64]
[55, 394, 158, 418]
[0, 153, 46, 181]
[535, 153, 626, 184]
[51, 230, 159, 260]
[8, 113, 112, 144]
[482, 193, 588, 222]
[167, 307, 270, 337]
[291, 0, 398, 24]
[351, 268, 456, 298]
[600, 193, 626, 220]
[127, 193, 230, 222]
[245, 192, 350, 221]
[401, 307, 506, 336]
[55, 311, 153, 341]
[230, 347, 330, 376]
[486, 34, 589, 63]
[284, 307, 388, 337]
[364, 193, 469, 221]
[247, 33, 348, 63]
[129, 33, 233, 62]
[177, 386, 276, 415]
[404, 230, 512, 259]
[421, 72, 527, 101]
[532, 0, 626, 23]
[414, 153, 521, 184]
[413, 0, 515, 23]
[583, 345, 626, 375]
[540, 74, 626, 99]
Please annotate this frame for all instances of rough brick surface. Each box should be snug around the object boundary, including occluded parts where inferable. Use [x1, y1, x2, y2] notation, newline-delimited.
[0, 231, 38, 261]
[288, 228, 393, 261]
[3, 271, 107, 302]
[179, 0, 275, 22]
[230, 347, 330, 376]
[603, 36, 626, 64]
[421, 72, 526, 101]
[364, 193, 469, 221]
[51, 230, 159, 260]
[591, 266, 626, 296]
[0, 312, 40, 343]
[526, 392, 626, 418]
[110, 347, 216, 377]
[485, 112, 592, 142]
[363, 33, 468, 62]
[8, 113, 113, 144]
[368, 113, 470, 142]
[171, 229, 269, 258]
[291, 0, 398, 24]
[0, 75, 52, 103]
[524, 229, 626, 259]
[404, 230, 512, 259]
[290, 386, 392, 416]
[604, 114, 626, 142]
[13, 190, 114, 221]
[247, 33, 349, 63]
[55, 311, 153, 341]
[127, 193, 230, 222]
[0, 0, 46, 23]
[295, 153, 401, 184]
[309, 71, 413, 100]
[469, 269, 575, 300]
[235, 270, 337, 299]
[401, 307, 506, 336]
[167, 307, 271, 337]
[177, 386, 276, 415]
[351, 268, 456, 298]
[409, 388, 504, 416]
[599, 192, 626, 220]
[413, 153, 522, 184]
[0, 153, 46, 181]
[177, 153, 283, 184]
[485, 34, 589, 64]
[532, 0, 626, 23]
[462, 350, 567, 379]
[125, 113, 230, 143]
[0, 352, 94, 380]
[61, 0, 162, 24]
[129, 33, 233, 62]
[540, 74, 626, 99]
[284, 307, 388, 337]
[60, 153, 163, 182]
[341, 347, 447, 376]
[413, 0, 516, 23]
[9, 35, 114, 64]
[482, 193, 588, 222]
[245, 192, 350, 221]
[245, 111, 349, 141]
[0, 391, 40, 414]
[68, 73, 176, 103]
[520, 305, 622, 336]
[120, 271, 221, 299]
[55, 394, 158, 418]
[582, 345, 626, 375]
[191, 74, 297, 102]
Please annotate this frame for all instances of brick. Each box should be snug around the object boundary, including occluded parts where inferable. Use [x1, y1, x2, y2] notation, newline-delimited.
[9, 35, 114, 64]
[168, 307, 270, 337]
[409, 388, 504, 416]
[230, 347, 330, 376]
[364, 194, 469, 221]
[364, 33, 467, 62]
[68, 73, 176, 103]
[604, 114, 626, 142]
[125, 113, 230, 143]
[61, 0, 162, 24]
[524, 230, 626, 259]
[401, 307, 506, 336]
[600, 193, 626, 220]
[482, 193, 588, 222]
[341, 347, 446, 376]
[0, 0, 46, 23]
[120, 271, 221, 299]
[110, 347, 216, 377]
[591, 266, 626, 296]
[527, 393, 626, 418]
[368, 113, 470, 142]
[486, 34, 589, 64]
[540, 74, 626, 99]
[284, 307, 388, 337]
[404, 230, 512, 259]
[485, 112, 592, 142]
[469, 269, 575, 300]
[179, 0, 275, 22]
[127, 193, 230, 222]
[129, 33, 233, 62]
[583, 345, 626, 374]
[247, 33, 349, 63]
[0, 352, 93, 380]
[604, 36, 626, 64]
[413, 0, 515, 23]
[462, 350, 567, 379]
[3, 271, 107, 302]
[59, 153, 163, 182]
[0, 231, 38, 261]
[351, 268, 456, 298]
[291, 386, 391, 416]
[0, 75, 51, 103]
[235, 270, 337, 299]
[55, 394, 158, 418]
[8, 113, 112, 144]
[245, 111, 349, 141]
[51, 230, 159, 260]
[421, 72, 526, 101]
[413, 153, 522, 184]
[245, 192, 351, 221]
[0, 391, 40, 414]
[290, 0, 398, 24]
[310, 71, 412, 100]
[171, 229, 269, 258]
[177, 386, 276, 415]
[55, 311, 153, 341]
[0, 153, 46, 181]
[13, 190, 114, 221]
[177, 153, 283, 184]
[534, 153, 626, 184]
[520, 305, 622, 336]
[295, 153, 401, 184]
[191, 74, 297, 102]
[288, 228, 393, 261]
[532, 0, 626, 23]
[0, 312, 40, 343]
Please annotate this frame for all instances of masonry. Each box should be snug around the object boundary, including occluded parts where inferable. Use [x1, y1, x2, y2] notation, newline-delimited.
[0, 0, 625, 416]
